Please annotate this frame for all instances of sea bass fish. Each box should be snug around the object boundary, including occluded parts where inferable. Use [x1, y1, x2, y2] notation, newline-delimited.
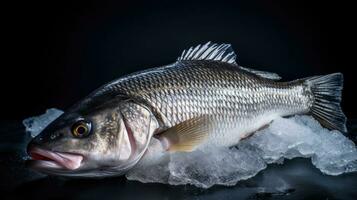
[27, 42, 346, 177]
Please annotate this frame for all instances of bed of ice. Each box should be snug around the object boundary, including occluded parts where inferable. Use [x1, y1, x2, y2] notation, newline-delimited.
[23, 108, 357, 188]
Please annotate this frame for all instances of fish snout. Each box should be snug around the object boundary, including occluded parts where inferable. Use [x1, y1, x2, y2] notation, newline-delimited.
[27, 132, 56, 156]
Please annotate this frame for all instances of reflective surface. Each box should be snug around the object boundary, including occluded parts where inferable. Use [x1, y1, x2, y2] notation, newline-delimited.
[1, 120, 357, 200]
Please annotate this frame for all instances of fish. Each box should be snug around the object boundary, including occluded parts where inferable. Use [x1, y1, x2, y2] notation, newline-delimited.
[26, 42, 347, 177]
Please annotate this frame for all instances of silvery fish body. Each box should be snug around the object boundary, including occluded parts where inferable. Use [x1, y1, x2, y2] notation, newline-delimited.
[27, 42, 346, 177]
[98, 61, 310, 147]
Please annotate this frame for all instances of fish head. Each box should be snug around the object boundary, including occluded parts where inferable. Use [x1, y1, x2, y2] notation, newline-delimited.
[27, 100, 158, 177]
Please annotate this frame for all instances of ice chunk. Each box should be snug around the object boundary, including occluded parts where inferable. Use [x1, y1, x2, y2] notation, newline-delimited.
[247, 116, 357, 175]
[22, 108, 64, 137]
[127, 115, 357, 188]
[127, 138, 267, 188]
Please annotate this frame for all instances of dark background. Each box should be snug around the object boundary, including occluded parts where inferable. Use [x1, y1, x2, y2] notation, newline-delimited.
[1, 2, 357, 199]
[2, 0, 356, 120]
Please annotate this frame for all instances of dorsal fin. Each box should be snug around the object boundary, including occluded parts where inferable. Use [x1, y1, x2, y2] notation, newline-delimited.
[239, 66, 282, 80]
[177, 42, 281, 80]
[177, 42, 237, 64]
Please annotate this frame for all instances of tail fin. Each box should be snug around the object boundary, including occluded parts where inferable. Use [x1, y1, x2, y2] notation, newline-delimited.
[306, 73, 347, 132]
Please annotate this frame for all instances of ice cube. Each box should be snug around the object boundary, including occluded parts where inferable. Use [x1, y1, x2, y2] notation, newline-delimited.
[22, 108, 64, 137]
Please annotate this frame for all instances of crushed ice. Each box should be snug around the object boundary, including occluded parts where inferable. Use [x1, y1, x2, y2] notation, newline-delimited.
[23, 109, 357, 188]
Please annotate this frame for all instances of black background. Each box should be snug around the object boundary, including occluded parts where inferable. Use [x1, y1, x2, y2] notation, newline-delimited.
[2, 0, 356, 120]
[1, 2, 357, 199]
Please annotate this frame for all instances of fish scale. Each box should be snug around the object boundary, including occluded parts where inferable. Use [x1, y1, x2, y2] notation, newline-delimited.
[99, 60, 310, 146]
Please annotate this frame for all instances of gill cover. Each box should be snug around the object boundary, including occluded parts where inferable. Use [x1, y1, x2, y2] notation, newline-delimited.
[111, 101, 159, 172]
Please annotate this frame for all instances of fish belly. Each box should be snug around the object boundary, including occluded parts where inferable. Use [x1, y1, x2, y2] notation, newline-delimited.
[203, 112, 282, 147]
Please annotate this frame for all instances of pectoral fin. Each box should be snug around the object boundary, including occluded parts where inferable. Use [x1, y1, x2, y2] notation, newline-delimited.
[157, 116, 212, 152]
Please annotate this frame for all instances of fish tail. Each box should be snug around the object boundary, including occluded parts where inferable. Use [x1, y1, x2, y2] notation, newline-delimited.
[305, 73, 347, 132]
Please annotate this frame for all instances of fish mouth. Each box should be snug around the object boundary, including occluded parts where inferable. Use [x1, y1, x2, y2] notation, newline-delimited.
[28, 147, 83, 170]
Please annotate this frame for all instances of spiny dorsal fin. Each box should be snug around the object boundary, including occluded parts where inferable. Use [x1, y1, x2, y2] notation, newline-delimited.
[239, 66, 282, 80]
[177, 42, 237, 64]
[177, 42, 281, 80]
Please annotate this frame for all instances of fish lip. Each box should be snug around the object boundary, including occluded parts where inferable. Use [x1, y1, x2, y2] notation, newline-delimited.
[28, 146, 84, 170]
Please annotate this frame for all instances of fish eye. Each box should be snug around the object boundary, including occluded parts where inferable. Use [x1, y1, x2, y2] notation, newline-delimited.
[71, 119, 92, 138]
